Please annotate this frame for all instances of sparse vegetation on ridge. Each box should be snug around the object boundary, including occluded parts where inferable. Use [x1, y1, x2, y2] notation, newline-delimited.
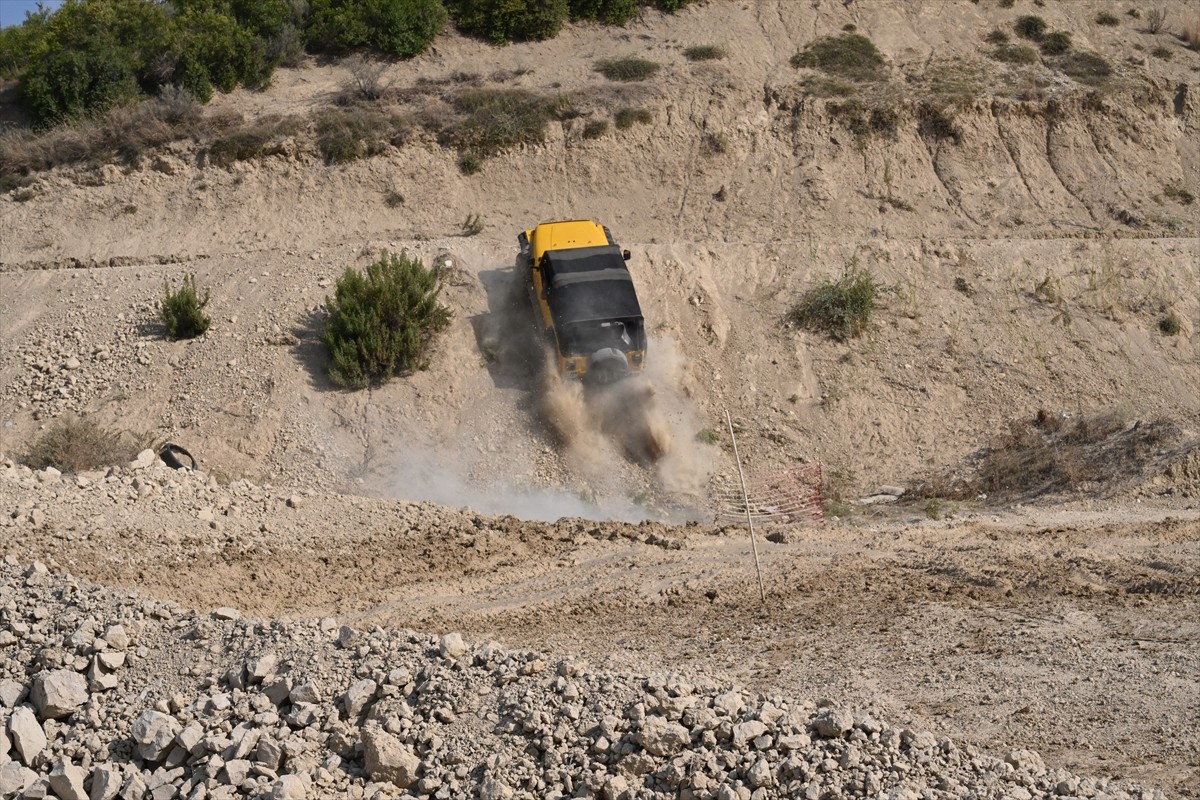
[683, 44, 726, 61]
[790, 33, 887, 82]
[594, 57, 662, 82]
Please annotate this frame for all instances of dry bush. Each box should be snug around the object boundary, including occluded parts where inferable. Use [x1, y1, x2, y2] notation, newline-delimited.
[682, 45, 726, 61]
[614, 107, 652, 129]
[1183, 17, 1200, 50]
[342, 55, 389, 102]
[915, 409, 1180, 501]
[316, 106, 409, 164]
[205, 114, 303, 167]
[1145, 7, 1168, 34]
[594, 57, 661, 82]
[20, 417, 149, 473]
[0, 88, 200, 177]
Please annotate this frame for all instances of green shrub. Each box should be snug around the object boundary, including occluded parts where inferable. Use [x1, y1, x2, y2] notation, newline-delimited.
[1163, 184, 1195, 204]
[985, 28, 1010, 44]
[321, 251, 452, 389]
[790, 33, 886, 82]
[568, 0, 639, 24]
[790, 265, 885, 340]
[1096, 11, 1120, 26]
[582, 119, 609, 138]
[457, 151, 482, 174]
[614, 106, 652, 128]
[1013, 15, 1048, 40]
[1039, 31, 1072, 54]
[21, 44, 141, 128]
[1150, 44, 1173, 59]
[1054, 50, 1112, 85]
[990, 42, 1039, 63]
[160, 274, 212, 340]
[20, 417, 147, 473]
[594, 56, 661, 81]
[695, 428, 718, 444]
[682, 44, 725, 61]
[1157, 313, 1181, 335]
[306, 0, 446, 57]
[445, 0, 569, 44]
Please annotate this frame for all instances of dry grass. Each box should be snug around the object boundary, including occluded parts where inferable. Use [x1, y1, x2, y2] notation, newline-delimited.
[205, 115, 303, 168]
[915, 409, 1181, 501]
[20, 417, 151, 473]
[1183, 17, 1200, 50]
[0, 88, 201, 177]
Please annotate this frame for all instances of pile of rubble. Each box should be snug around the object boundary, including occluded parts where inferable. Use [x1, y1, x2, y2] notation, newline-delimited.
[1, 561, 1159, 800]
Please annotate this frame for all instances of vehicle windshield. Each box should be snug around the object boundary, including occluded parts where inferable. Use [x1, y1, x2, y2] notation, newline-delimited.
[561, 320, 636, 356]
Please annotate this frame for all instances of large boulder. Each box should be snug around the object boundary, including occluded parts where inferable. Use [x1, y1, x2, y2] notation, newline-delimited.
[31, 670, 89, 719]
[7, 707, 47, 765]
[361, 727, 420, 789]
[131, 711, 181, 761]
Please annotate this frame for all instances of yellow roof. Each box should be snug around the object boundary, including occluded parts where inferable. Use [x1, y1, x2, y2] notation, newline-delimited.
[529, 220, 608, 262]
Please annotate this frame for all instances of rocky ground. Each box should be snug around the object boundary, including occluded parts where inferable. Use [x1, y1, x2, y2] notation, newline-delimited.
[2, 457, 1198, 799]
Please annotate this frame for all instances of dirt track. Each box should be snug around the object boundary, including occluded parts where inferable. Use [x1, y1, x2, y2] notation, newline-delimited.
[4, 464, 1196, 794]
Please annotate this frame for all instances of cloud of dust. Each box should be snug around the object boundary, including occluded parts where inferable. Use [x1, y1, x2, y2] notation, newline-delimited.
[383, 449, 660, 523]
[535, 336, 715, 493]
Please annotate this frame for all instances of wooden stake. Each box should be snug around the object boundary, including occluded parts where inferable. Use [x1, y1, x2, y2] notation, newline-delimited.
[726, 410, 766, 603]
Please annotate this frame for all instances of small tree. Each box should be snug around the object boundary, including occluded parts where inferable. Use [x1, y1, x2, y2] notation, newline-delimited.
[321, 251, 452, 389]
[160, 273, 211, 340]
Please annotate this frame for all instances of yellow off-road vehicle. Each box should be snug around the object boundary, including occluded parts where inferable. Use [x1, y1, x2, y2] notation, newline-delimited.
[518, 220, 647, 384]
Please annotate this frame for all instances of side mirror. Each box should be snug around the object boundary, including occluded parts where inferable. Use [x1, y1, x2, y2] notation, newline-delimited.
[622, 249, 631, 261]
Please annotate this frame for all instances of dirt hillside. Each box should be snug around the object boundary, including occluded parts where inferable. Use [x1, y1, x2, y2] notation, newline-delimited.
[1, 0, 1199, 797]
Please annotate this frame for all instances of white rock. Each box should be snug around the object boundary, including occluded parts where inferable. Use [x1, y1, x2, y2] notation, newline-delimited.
[269, 774, 310, 800]
[0, 679, 26, 708]
[0, 762, 38, 796]
[212, 607, 240, 621]
[439, 633, 467, 659]
[8, 706, 48, 765]
[32, 669, 89, 719]
[361, 726, 420, 789]
[221, 759, 251, 785]
[90, 765, 123, 800]
[1006, 749, 1047, 776]
[343, 679, 377, 717]
[49, 760, 88, 800]
[249, 653, 277, 683]
[638, 715, 690, 757]
[289, 682, 320, 704]
[732, 720, 768, 748]
[746, 758, 773, 788]
[129, 449, 157, 470]
[102, 625, 130, 650]
[131, 710, 180, 761]
[813, 707, 854, 738]
[479, 777, 513, 800]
